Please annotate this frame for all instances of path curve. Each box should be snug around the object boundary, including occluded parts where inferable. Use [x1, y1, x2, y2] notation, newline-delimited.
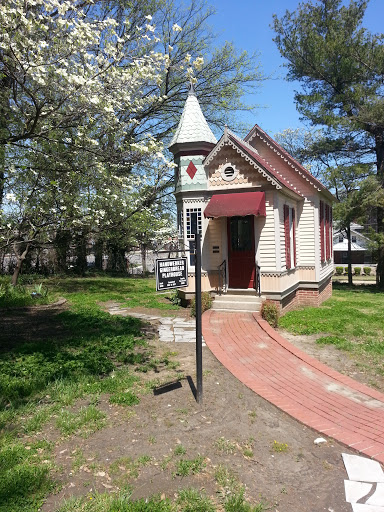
[202, 310, 384, 464]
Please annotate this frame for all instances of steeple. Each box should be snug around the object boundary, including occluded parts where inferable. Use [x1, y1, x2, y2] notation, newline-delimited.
[168, 84, 217, 154]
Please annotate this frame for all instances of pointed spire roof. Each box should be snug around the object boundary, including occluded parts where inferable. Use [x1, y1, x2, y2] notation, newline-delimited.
[169, 83, 217, 150]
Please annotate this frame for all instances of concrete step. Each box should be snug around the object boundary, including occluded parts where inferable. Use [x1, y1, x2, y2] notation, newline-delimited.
[212, 294, 264, 312]
[226, 288, 260, 296]
[214, 294, 261, 303]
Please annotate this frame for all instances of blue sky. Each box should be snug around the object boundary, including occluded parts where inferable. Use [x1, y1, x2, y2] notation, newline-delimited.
[208, 0, 383, 137]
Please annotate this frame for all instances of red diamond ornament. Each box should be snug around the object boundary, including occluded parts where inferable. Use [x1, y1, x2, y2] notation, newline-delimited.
[186, 161, 197, 179]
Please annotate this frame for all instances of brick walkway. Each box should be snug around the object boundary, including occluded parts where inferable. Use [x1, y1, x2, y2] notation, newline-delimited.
[202, 310, 384, 464]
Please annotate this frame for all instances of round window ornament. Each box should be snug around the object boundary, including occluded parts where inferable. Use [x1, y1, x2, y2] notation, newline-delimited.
[221, 163, 238, 182]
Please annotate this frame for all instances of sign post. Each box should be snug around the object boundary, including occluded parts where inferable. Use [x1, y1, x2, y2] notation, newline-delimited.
[195, 233, 203, 404]
[154, 241, 202, 404]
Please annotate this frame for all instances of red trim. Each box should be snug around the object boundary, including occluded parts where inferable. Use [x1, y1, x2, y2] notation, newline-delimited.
[320, 201, 325, 263]
[284, 205, 291, 269]
[292, 208, 296, 267]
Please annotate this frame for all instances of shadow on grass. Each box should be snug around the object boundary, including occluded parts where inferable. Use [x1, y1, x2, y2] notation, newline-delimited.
[0, 306, 144, 409]
[332, 281, 382, 293]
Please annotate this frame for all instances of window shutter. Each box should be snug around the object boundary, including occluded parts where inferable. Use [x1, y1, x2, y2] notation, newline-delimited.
[330, 207, 333, 256]
[284, 205, 291, 269]
[325, 204, 330, 260]
[292, 208, 296, 267]
[320, 201, 325, 263]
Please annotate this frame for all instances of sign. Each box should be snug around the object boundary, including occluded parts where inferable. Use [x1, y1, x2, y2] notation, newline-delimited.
[155, 257, 188, 291]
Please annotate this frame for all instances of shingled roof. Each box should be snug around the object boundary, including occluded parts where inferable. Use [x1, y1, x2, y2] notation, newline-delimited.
[168, 84, 217, 149]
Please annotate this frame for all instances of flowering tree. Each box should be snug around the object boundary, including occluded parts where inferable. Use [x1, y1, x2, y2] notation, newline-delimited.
[0, 0, 182, 282]
[1, 0, 263, 283]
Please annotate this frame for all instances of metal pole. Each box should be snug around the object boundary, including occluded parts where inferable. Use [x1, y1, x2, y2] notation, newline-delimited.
[195, 232, 203, 404]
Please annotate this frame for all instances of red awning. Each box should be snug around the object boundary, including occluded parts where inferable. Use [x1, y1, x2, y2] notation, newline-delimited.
[204, 191, 266, 218]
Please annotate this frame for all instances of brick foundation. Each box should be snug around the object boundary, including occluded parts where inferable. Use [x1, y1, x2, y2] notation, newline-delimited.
[266, 278, 333, 315]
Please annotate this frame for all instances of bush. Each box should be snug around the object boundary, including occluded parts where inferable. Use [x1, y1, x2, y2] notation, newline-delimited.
[344, 267, 349, 274]
[364, 267, 372, 275]
[335, 267, 343, 275]
[261, 301, 279, 328]
[190, 292, 213, 317]
[354, 267, 361, 275]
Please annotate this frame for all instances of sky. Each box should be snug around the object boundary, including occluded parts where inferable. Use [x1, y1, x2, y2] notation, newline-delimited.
[206, 0, 383, 137]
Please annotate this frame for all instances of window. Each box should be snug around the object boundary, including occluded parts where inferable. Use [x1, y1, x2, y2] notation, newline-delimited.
[221, 163, 238, 182]
[352, 235, 357, 243]
[339, 235, 343, 243]
[186, 208, 202, 240]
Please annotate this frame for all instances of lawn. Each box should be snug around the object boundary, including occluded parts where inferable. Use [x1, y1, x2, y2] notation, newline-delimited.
[1, 276, 383, 511]
[279, 283, 384, 376]
[0, 276, 266, 512]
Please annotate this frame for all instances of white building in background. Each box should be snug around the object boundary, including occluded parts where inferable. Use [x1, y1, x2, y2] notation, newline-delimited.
[333, 223, 372, 265]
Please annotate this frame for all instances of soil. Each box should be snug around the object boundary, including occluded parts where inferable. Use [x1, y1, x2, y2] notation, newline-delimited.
[3, 303, 377, 511]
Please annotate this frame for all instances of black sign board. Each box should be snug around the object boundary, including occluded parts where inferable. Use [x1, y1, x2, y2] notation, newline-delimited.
[155, 257, 188, 291]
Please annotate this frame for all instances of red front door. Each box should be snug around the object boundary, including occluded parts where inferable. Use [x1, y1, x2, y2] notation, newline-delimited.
[227, 216, 255, 288]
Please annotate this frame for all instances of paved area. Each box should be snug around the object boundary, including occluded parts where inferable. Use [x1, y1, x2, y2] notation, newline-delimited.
[107, 304, 205, 344]
[202, 310, 384, 465]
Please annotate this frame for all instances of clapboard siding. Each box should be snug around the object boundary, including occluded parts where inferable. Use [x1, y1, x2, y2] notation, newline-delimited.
[298, 198, 316, 266]
[204, 218, 223, 270]
[259, 191, 276, 270]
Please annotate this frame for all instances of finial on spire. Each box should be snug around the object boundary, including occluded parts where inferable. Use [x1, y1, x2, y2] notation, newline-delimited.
[188, 79, 196, 96]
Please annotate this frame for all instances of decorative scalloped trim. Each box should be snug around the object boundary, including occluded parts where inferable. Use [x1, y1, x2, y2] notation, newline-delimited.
[183, 198, 207, 204]
[247, 129, 322, 192]
[206, 138, 282, 191]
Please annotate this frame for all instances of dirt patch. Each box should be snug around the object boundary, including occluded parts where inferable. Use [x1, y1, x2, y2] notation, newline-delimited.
[279, 328, 384, 393]
[0, 299, 69, 352]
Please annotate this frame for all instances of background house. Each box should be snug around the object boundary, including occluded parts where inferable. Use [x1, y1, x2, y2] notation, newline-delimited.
[333, 223, 373, 265]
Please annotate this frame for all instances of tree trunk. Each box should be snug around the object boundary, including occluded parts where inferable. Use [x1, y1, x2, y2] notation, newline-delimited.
[54, 229, 71, 273]
[94, 239, 104, 271]
[75, 235, 87, 275]
[11, 243, 30, 286]
[375, 131, 384, 288]
[346, 225, 353, 286]
[141, 244, 147, 276]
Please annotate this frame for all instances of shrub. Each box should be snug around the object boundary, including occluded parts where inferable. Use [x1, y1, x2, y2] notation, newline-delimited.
[335, 267, 343, 275]
[344, 267, 348, 274]
[261, 301, 279, 328]
[354, 267, 361, 275]
[364, 267, 371, 275]
[190, 292, 213, 317]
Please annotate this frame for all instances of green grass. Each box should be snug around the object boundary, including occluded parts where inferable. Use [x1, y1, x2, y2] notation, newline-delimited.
[173, 456, 205, 477]
[0, 276, 181, 511]
[280, 284, 384, 375]
[0, 278, 50, 308]
[57, 493, 175, 511]
[56, 405, 107, 436]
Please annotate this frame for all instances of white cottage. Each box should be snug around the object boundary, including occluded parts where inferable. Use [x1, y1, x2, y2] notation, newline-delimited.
[169, 86, 335, 312]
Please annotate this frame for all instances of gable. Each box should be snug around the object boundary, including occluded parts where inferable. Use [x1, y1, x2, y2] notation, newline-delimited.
[205, 144, 267, 189]
[244, 124, 335, 202]
[205, 130, 303, 199]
